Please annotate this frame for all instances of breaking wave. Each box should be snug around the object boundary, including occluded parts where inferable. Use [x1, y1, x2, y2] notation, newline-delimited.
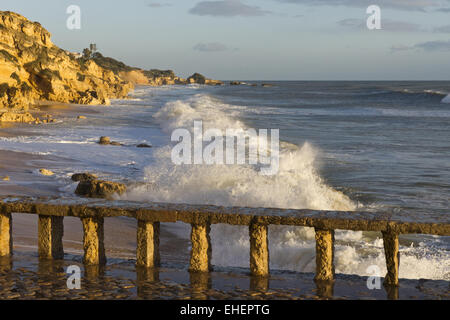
[121, 93, 450, 280]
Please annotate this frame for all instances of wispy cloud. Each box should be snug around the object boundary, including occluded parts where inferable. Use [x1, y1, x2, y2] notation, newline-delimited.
[189, 0, 271, 17]
[436, 7, 450, 12]
[391, 40, 450, 52]
[414, 39, 450, 51]
[193, 42, 230, 52]
[276, 0, 447, 12]
[148, 2, 172, 8]
[337, 18, 425, 32]
[390, 45, 413, 53]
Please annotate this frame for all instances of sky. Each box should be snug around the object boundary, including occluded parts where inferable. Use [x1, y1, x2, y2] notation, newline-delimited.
[2, 0, 450, 80]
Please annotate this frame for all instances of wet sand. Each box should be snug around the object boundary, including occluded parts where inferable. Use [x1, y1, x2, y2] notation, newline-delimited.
[0, 252, 448, 300]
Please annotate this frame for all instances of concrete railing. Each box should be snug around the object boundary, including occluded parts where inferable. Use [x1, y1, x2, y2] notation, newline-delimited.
[1, 196, 449, 288]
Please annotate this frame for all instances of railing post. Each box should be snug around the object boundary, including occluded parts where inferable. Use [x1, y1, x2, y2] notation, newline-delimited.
[314, 228, 335, 282]
[249, 222, 269, 277]
[38, 215, 64, 259]
[189, 223, 212, 272]
[81, 217, 106, 265]
[136, 220, 160, 268]
[382, 230, 400, 286]
[0, 212, 12, 257]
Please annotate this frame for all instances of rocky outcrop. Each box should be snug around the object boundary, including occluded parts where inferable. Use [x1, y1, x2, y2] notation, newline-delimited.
[187, 73, 206, 84]
[0, 11, 133, 111]
[91, 52, 222, 86]
[71, 173, 98, 182]
[187, 73, 223, 86]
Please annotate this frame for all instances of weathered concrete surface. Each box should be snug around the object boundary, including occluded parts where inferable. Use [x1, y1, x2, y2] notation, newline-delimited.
[38, 215, 64, 259]
[1, 197, 448, 236]
[0, 196, 449, 286]
[81, 217, 106, 265]
[249, 222, 269, 276]
[189, 223, 212, 272]
[314, 228, 335, 282]
[382, 231, 400, 286]
[0, 212, 12, 256]
[136, 220, 160, 268]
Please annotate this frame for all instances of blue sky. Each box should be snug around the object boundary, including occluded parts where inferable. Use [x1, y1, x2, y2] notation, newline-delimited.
[2, 0, 450, 80]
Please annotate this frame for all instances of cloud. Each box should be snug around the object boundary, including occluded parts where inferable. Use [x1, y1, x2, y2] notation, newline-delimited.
[414, 39, 450, 51]
[436, 7, 450, 12]
[189, 0, 271, 17]
[434, 25, 450, 33]
[276, 0, 447, 11]
[337, 18, 425, 32]
[148, 2, 172, 7]
[391, 40, 450, 52]
[390, 45, 414, 53]
[193, 42, 229, 52]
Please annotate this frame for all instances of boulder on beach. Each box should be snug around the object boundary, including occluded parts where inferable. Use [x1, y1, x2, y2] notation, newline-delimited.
[71, 173, 98, 182]
[99, 136, 111, 145]
[77, 115, 87, 120]
[98, 136, 122, 146]
[39, 169, 54, 176]
[75, 179, 126, 199]
[137, 143, 152, 148]
[230, 81, 243, 86]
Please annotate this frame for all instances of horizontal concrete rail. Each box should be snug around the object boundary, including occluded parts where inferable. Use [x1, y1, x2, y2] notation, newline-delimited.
[0, 196, 449, 287]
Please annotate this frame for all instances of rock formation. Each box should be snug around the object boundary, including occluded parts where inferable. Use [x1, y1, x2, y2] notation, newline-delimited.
[75, 179, 127, 199]
[92, 52, 223, 86]
[0, 10, 223, 120]
[0, 11, 134, 113]
[71, 173, 98, 182]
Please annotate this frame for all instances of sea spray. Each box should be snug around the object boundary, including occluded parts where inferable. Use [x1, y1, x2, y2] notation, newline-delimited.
[120, 93, 449, 280]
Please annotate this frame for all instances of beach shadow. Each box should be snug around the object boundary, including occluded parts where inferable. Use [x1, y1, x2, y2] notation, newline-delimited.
[314, 280, 335, 299]
[0, 256, 12, 272]
[250, 276, 269, 292]
[384, 284, 399, 300]
[189, 271, 211, 300]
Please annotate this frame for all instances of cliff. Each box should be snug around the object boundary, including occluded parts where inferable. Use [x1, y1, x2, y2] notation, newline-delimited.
[0, 11, 222, 117]
[0, 11, 133, 111]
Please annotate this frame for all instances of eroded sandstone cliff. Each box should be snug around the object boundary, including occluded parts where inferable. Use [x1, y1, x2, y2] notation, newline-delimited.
[0, 11, 134, 112]
[0, 10, 223, 120]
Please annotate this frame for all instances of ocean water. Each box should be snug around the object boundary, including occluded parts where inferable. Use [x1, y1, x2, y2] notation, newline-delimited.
[0, 81, 449, 280]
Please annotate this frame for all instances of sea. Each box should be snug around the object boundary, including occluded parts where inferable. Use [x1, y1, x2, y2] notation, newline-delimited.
[0, 81, 449, 281]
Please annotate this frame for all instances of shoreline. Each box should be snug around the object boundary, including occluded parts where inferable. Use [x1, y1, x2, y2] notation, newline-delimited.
[0, 119, 191, 265]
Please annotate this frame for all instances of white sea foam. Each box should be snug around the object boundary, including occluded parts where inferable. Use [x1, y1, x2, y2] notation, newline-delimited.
[442, 94, 450, 103]
[122, 92, 450, 280]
